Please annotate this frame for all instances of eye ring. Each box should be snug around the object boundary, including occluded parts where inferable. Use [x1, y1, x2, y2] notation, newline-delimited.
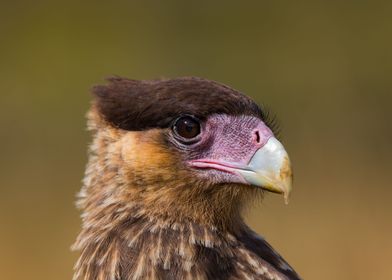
[172, 115, 201, 142]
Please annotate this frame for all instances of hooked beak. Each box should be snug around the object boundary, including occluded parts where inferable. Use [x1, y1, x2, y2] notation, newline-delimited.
[190, 137, 293, 204]
[235, 137, 292, 204]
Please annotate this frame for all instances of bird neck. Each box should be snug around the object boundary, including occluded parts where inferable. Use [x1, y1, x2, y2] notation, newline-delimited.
[72, 202, 248, 280]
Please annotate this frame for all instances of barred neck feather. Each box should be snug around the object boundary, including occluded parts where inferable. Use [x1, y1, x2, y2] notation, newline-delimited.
[73, 206, 297, 280]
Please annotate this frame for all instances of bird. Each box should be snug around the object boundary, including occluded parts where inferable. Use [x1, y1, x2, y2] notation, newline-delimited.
[72, 76, 301, 280]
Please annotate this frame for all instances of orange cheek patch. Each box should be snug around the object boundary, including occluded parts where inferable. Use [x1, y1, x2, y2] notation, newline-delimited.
[121, 130, 180, 183]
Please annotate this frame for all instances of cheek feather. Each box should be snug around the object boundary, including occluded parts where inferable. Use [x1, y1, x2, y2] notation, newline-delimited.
[121, 130, 181, 184]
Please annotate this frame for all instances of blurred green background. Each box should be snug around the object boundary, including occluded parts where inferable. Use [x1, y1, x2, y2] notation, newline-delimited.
[1, 1, 391, 279]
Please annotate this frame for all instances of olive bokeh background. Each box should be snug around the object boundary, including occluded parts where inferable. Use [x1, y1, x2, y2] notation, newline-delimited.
[1, 1, 391, 279]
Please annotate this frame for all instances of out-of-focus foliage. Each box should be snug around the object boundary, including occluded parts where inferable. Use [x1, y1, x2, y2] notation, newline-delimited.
[0, 1, 391, 279]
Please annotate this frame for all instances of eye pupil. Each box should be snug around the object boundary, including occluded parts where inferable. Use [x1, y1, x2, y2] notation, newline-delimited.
[174, 116, 201, 139]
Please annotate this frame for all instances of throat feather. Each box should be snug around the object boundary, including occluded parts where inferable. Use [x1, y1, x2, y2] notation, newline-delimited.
[73, 213, 289, 280]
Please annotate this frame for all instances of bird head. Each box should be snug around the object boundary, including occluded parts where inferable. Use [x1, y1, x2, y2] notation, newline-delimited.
[83, 77, 292, 230]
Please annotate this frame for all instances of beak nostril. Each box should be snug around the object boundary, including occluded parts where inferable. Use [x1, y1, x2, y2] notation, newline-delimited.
[254, 130, 261, 144]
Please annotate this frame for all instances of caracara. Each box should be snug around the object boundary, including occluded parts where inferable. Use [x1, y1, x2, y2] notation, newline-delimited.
[73, 77, 300, 280]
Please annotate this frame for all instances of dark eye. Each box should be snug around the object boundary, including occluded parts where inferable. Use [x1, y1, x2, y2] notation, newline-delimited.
[173, 116, 201, 139]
